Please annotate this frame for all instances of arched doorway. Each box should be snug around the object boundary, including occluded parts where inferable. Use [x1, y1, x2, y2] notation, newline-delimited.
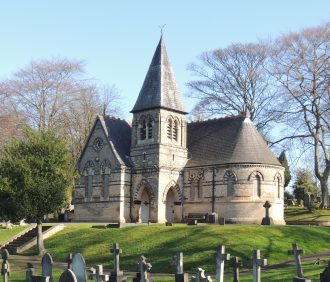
[165, 188, 175, 222]
[139, 188, 150, 223]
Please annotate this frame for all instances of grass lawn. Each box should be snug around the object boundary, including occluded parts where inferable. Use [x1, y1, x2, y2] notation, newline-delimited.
[23, 224, 330, 275]
[285, 206, 330, 222]
[0, 225, 30, 245]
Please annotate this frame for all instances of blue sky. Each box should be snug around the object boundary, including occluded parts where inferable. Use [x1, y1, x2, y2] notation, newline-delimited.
[1, 1, 329, 119]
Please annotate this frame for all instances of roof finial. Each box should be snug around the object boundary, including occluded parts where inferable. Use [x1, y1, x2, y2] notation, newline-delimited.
[158, 24, 166, 36]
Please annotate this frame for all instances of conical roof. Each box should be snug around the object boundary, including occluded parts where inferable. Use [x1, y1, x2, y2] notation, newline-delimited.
[131, 37, 186, 114]
[187, 115, 281, 167]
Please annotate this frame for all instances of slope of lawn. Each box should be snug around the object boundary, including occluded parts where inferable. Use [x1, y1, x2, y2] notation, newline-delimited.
[24, 224, 330, 274]
[0, 225, 30, 245]
[285, 206, 330, 222]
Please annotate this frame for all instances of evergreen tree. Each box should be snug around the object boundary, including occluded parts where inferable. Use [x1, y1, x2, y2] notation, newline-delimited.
[293, 169, 318, 202]
[0, 129, 74, 255]
[278, 151, 291, 188]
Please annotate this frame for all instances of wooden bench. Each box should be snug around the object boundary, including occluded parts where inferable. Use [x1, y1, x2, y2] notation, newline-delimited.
[187, 213, 208, 223]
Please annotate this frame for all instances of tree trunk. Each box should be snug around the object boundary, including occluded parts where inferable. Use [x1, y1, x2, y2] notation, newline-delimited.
[37, 220, 46, 255]
[320, 180, 329, 209]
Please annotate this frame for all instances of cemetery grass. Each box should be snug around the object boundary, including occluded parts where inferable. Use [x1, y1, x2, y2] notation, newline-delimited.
[0, 226, 29, 245]
[24, 224, 330, 274]
[285, 206, 330, 222]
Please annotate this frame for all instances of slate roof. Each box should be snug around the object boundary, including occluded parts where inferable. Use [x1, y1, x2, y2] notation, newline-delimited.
[101, 116, 132, 166]
[186, 115, 281, 167]
[131, 36, 186, 114]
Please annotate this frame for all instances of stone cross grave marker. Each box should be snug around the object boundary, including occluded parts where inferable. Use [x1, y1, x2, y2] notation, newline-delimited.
[138, 255, 152, 282]
[59, 269, 78, 282]
[252, 249, 267, 282]
[288, 243, 312, 282]
[89, 265, 109, 282]
[41, 253, 53, 282]
[230, 256, 241, 282]
[1, 249, 10, 282]
[215, 245, 230, 282]
[174, 252, 183, 275]
[110, 243, 123, 277]
[172, 252, 188, 282]
[72, 253, 87, 282]
[261, 201, 274, 225]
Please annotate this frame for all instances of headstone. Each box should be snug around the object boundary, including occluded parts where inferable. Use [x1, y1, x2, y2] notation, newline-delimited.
[219, 218, 225, 226]
[208, 213, 218, 224]
[165, 222, 172, 226]
[252, 249, 267, 282]
[230, 256, 241, 282]
[59, 269, 77, 282]
[261, 201, 274, 225]
[303, 194, 311, 207]
[133, 255, 152, 282]
[172, 253, 188, 282]
[320, 261, 330, 282]
[67, 253, 73, 270]
[187, 219, 198, 226]
[109, 243, 127, 282]
[72, 253, 87, 282]
[41, 253, 53, 282]
[1, 249, 10, 282]
[26, 264, 35, 282]
[89, 265, 109, 282]
[191, 268, 212, 282]
[288, 243, 311, 282]
[215, 245, 230, 282]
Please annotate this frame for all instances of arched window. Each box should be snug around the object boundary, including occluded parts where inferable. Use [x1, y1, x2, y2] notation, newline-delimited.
[197, 180, 203, 199]
[224, 170, 236, 197]
[167, 118, 172, 139]
[277, 177, 281, 199]
[140, 118, 147, 140]
[147, 118, 153, 139]
[253, 175, 261, 198]
[173, 120, 178, 141]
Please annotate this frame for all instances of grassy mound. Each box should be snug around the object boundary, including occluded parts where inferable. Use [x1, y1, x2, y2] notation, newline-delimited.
[25, 224, 330, 274]
[285, 206, 330, 222]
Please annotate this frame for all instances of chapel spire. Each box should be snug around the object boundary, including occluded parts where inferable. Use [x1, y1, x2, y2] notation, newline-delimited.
[131, 36, 186, 114]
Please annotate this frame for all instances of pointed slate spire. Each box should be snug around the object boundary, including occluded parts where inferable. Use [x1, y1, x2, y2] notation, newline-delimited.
[131, 36, 186, 114]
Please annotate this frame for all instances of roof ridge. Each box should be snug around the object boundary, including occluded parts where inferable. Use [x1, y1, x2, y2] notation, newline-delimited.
[189, 114, 245, 125]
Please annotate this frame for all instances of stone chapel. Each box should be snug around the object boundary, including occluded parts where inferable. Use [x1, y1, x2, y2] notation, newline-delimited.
[73, 37, 285, 224]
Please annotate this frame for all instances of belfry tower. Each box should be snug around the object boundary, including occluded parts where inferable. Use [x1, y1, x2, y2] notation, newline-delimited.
[130, 36, 188, 223]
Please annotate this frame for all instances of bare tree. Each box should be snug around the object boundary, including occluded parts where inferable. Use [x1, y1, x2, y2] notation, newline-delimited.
[1, 58, 122, 164]
[187, 43, 279, 134]
[271, 22, 330, 208]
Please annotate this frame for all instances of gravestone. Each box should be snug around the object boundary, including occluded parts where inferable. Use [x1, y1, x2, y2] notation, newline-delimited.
[252, 250, 267, 282]
[26, 263, 35, 282]
[288, 243, 311, 282]
[1, 249, 10, 282]
[172, 253, 188, 282]
[59, 269, 77, 282]
[72, 253, 87, 282]
[320, 261, 330, 282]
[303, 194, 311, 207]
[165, 222, 172, 226]
[133, 255, 152, 282]
[215, 245, 230, 282]
[67, 253, 73, 270]
[109, 243, 127, 282]
[230, 256, 241, 282]
[187, 219, 198, 226]
[89, 265, 109, 282]
[41, 253, 53, 282]
[261, 201, 274, 225]
[191, 268, 212, 282]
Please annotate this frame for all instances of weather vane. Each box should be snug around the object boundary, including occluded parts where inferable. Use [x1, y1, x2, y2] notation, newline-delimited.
[158, 24, 166, 36]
